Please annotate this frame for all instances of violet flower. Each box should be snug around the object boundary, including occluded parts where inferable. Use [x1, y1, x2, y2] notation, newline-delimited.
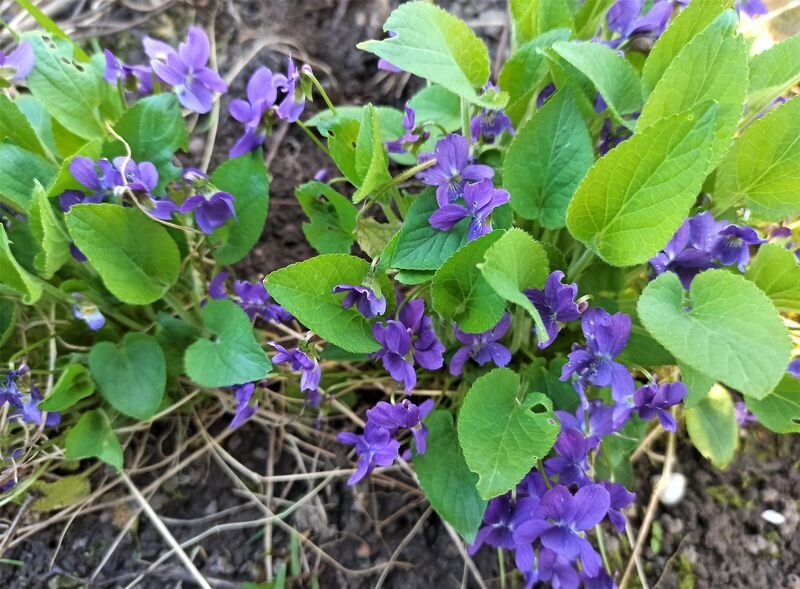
[144, 26, 228, 114]
[229, 66, 278, 157]
[72, 294, 105, 331]
[449, 314, 512, 376]
[526, 270, 584, 349]
[337, 422, 401, 485]
[429, 178, 509, 241]
[598, 117, 633, 155]
[788, 358, 800, 378]
[536, 549, 581, 589]
[229, 382, 258, 428]
[67, 157, 123, 201]
[103, 49, 153, 94]
[399, 300, 445, 371]
[555, 400, 618, 450]
[632, 380, 687, 432]
[735, 401, 758, 426]
[179, 191, 236, 233]
[470, 85, 514, 142]
[373, 321, 417, 393]
[607, 0, 673, 46]
[0, 366, 60, 427]
[544, 428, 592, 487]
[581, 568, 619, 589]
[332, 284, 386, 318]
[366, 398, 435, 454]
[273, 57, 312, 123]
[209, 272, 291, 323]
[736, 0, 768, 17]
[0, 41, 34, 81]
[602, 481, 635, 532]
[650, 211, 722, 288]
[417, 134, 494, 206]
[561, 308, 635, 405]
[514, 484, 611, 578]
[469, 492, 543, 571]
[386, 102, 428, 154]
[712, 224, 766, 271]
[272, 344, 322, 406]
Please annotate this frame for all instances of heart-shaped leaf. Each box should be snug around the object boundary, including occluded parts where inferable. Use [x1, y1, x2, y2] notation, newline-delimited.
[89, 333, 166, 420]
[184, 299, 272, 388]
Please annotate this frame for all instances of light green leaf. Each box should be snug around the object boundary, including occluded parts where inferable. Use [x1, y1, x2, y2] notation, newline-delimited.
[353, 105, 392, 203]
[511, 0, 573, 45]
[431, 231, 506, 333]
[498, 29, 572, 126]
[328, 118, 361, 186]
[746, 375, 800, 434]
[638, 270, 791, 399]
[0, 143, 57, 211]
[65, 409, 123, 471]
[391, 191, 469, 271]
[28, 181, 70, 278]
[0, 94, 51, 159]
[89, 333, 166, 420]
[265, 255, 393, 353]
[679, 361, 715, 408]
[357, 2, 503, 108]
[306, 106, 402, 140]
[414, 410, 487, 543]
[408, 85, 462, 132]
[296, 180, 357, 254]
[574, 0, 616, 39]
[504, 89, 593, 229]
[458, 367, 560, 499]
[104, 93, 188, 189]
[356, 218, 400, 259]
[209, 153, 270, 265]
[31, 474, 91, 512]
[714, 97, 800, 220]
[566, 105, 717, 266]
[747, 33, 800, 116]
[0, 225, 42, 303]
[685, 384, 738, 468]
[16, 95, 57, 157]
[637, 17, 747, 168]
[478, 228, 549, 342]
[746, 244, 800, 313]
[26, 34, 105, 139]
[65, 204, 180, 305]
[38, 364, 94, 412]
[641, 0, 728, 98]
[550, 41, 642, 124]
[184, 299, 272, 388]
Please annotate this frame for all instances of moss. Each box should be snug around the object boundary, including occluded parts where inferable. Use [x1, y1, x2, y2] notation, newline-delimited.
[677, 555, 695, 589]
[706, 484, 752, 509]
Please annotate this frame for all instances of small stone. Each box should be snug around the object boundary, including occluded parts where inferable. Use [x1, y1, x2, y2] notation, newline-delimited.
[761, 509, 786, 525]
[658, 472, 687, 506]
[761, 488, 780, 503]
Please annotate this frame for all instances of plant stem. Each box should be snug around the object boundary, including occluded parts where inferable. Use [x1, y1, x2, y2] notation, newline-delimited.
[497, 548, 507, 589]
[567, 247, 595, 282]
[296, 120, 331, 158]
[308, 74, 338, 116]
[595, 524, 611, 572]
[461, 98, 473, 144]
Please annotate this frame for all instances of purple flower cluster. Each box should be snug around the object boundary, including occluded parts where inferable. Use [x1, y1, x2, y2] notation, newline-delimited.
[650, 212, 766, 288]
[470, 85, 515, 143]
[0, 366, 60, 427]
[337, 398, 434, 485]
[418, 134, 495, 207]
[372, 299, 444, 394]
[430, 178, 510, 242]
[526, 271, 585, 349]
[62, 156, 159, 207]
[272, 343, 323, 406]
[209, 272, 291, 323]
[228, 57, 313, 156]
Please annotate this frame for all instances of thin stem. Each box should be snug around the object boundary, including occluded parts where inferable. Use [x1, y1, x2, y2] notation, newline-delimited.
[296, 120, 331, 158]
[567, 247, 595, 282]
[595, 524, 611, 573]
[355, 158, 437, 220]
[497, 548, 507, 589]
[461, 98, 473, 145]
[308, 74, 338, 116]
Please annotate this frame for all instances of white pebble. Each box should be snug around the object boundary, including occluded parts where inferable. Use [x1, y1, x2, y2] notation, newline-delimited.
[761, 509, 786, 526]
[657, 472, 687, 506]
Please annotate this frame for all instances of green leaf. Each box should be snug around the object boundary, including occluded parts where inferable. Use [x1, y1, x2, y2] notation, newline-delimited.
[511, 0, 573, 45]
[16, 95, 57, 157]
[28, 181, 70, 278]
[408, 85, 462, 132]
[327, 118, 361, 185]
[104, 94, 188, 190]
[155, 313, 202, 378]
[0, 299, 17, 348]
[265, 256, 393, 353]
[679, 361, 716, 408]
[89, 333, 166, 420]
[414, 410, 487, 543]
[357, 2, 502, 108]
[65, 204, 180, 305]
[566, 105, 717, 266]
[641, 0, 728, 98]
[14, 0, 90, 62]
[0, 143, 57, 211]
[479, 228, 549, 340]
[458, 367, 560, 499]
[638, 270, 791, 399]
[685, 384, 738, 468]
[550, 41, 642, 124]
[714, 97, 800, 220]
[499, 29, 572, 126]
[431, 231, 506, 333]
[26, 34, 105, 140]
[0, 94, 51, 159]
[353, 105, 392, 203]
[209, 153, 270, 264]
[65, 409, 123, 471]
[504, 89, 593, 229]
[356, 218, 400, 258]
[746, 375, 800, 434]
[747, 33, 800, 116]
[31, 474, 91, 512]
[637, 17, 747, 168]
[0, 225, 42, 303]
[296, 180, 357, 254]
[307, 106, 402, 140]
[746, 243, 800, 313]
[574, 0, 616, 39]
[38, 364, 94, 412]
[391, 191, 469, 271]
[184, 299, 272, 388]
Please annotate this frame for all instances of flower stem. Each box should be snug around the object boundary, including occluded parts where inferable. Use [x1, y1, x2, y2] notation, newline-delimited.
[567, 247, 595, 282]
[595, 524, 611, 572]
[461, 98, 473, 144]
[497, 548, 507, 589]
[296, 120, 331, 158]
[308, 74, 338, 116]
